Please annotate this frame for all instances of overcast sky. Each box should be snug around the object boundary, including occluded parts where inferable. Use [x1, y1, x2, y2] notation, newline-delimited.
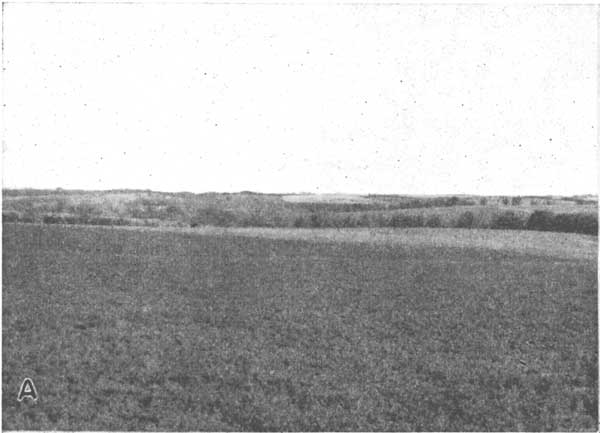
[3, 4, 597, 195]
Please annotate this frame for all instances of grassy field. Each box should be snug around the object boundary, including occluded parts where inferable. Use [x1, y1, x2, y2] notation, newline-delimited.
[2, 223, 598, 430]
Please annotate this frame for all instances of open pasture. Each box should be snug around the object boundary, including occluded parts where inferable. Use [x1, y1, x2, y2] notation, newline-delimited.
[2, 223, 597, 430]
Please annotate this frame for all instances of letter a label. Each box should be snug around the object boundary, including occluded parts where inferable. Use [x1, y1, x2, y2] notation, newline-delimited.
[17, 378, 38, 402]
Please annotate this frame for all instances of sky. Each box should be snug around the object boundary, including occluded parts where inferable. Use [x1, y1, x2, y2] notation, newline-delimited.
[2, 3, 598, 195]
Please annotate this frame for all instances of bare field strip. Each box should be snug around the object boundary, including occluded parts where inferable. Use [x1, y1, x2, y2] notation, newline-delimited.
[281, 194, 371, 203]
[11, 222, 595, 261]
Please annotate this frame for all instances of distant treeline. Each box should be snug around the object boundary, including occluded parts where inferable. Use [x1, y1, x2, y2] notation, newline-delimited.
[2, 213, 132, 227]
[187, 208, 597, 235]
[288, 196, 477, 213]
[4, 207, 597, 236]
[2, 189, 597, 235]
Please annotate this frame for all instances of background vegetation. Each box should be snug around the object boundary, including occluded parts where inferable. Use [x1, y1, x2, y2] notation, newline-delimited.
[2, 189, 597, 235]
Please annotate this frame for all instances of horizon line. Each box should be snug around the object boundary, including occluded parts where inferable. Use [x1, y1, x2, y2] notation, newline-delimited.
[1, 186, 598, 198]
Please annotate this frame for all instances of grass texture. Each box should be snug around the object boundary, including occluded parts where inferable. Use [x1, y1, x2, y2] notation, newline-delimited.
[2, 223, 597, 430]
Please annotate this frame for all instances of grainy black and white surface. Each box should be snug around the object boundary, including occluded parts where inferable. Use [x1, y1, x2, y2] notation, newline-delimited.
[2, 2, 598, 432]
[2, 218, 598, 430]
